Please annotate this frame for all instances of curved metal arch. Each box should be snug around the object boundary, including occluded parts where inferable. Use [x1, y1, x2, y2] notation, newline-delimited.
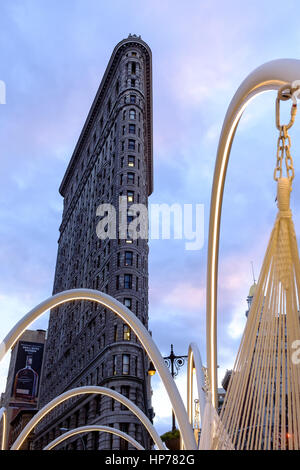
[206, 58, 300, 407]
[10, 385, 165, 450]
[187, 343, 206, 429]
[43, 425, 144, 450]
[0, 407, 7, 450]
[0, 288, 196, 449]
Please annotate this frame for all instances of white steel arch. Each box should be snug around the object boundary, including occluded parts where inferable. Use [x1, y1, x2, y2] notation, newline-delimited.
[0, 407, 7, 450]
[187, 342, 206, 429]
[0, 288, 196, 450]
[10, 386, 165, 450]
[206, 59, 300, 407]
[43, 425, 144, 450]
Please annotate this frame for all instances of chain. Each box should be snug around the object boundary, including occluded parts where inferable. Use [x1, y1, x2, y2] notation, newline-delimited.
[274, 86, 297, 183]
[274, 126, 294, 182]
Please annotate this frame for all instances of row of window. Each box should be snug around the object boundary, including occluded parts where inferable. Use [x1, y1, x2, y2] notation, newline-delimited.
[122, 123, 141, 136]
[123, 108, 139, 120]
[121, 138, 141, 152]
[113, 353, 136, 376]
[120, 154, 139, 168]
[120, 172, 138, 186]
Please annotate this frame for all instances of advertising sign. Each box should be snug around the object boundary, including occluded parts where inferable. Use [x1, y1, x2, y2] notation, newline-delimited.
[10, 341, 44, 409]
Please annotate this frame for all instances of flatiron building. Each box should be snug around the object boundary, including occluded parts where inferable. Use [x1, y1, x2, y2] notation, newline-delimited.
[34, 35, 153, 450]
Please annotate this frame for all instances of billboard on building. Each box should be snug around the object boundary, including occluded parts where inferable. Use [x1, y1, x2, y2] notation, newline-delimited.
[9, 341, 44, 409]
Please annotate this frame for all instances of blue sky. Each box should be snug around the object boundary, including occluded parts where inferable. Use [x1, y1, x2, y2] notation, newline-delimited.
[2, 0, 300, 435]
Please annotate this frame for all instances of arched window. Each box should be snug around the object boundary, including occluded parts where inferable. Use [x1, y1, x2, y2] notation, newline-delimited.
[129, 109, 136, 120]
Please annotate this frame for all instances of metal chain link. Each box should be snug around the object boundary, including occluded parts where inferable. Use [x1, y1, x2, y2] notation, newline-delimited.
[274, 90, 297, 182]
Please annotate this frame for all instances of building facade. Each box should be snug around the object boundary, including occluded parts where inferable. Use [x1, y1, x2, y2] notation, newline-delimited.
[0, 329, 46, 449]
[34, 35, 154, 450]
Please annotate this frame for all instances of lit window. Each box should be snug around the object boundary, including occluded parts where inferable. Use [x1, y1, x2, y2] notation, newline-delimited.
[128, 155, 135, 167]
[122, 355, 130, 375]
[123, 325, 131, 341]
[127, 191, 134, 203]
[129, 124, 135, 134]
[129, 109, 136, 120]
[113, 355, 117, 375]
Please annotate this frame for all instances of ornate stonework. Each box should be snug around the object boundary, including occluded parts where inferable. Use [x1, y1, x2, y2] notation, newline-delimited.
[34, 36, 154, 450]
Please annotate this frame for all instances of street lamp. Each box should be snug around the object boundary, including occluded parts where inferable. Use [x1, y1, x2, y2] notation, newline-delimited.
[164, 345, 188, 432]
[149, 344, 188, 431]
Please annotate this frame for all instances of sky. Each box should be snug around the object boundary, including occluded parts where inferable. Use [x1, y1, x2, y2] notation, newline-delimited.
[2, 0, 300, 437]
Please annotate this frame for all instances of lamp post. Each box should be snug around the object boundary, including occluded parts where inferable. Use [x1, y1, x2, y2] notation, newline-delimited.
[148, 345, 188, 431]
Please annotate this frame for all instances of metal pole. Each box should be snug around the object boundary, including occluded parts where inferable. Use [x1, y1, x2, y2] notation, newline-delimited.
[206, 59, 300, 408]
[163, 344, 188, 432]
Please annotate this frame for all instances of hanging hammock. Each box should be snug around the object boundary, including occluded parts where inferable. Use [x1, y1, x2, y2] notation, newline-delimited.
[212, 91, 300, 450]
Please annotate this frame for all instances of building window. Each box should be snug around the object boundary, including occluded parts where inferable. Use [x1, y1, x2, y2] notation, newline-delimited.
[129, 124, 135, 134]
[133, 357, 138, 376]
[124, 298, 132, 309]
[131, 62, 136, 74]
[123, 325, 131, 341]
[121, 141, 125, 151]
[128, 139, 135, 150]
[127, 172, 134, 184]
[130, 94, 136, 104]
[127, 191, 134, 203]
[111, 386, 115, 411]
[129, 109, 136, 120]
[125, 251, 133, 266]
[113, 355, 117, 375]
[123, 110, 126, 120]
[122, 125, 125, 135]
[114, 324, 118, 342]
[122, 355, 130, 375]
[128, 155, 135, 167]
[131, 78, 136, 87]
[124, 274, 132, 289]
[121, 386, 130, 410]
[120, 423, 129, 450]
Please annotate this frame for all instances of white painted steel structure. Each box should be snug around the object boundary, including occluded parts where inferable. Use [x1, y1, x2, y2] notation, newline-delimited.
[10, 386, 165, 450]
[206, 59, 300, 408]
[0, 288, 197, 450]
[43, 425, 144, 450]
